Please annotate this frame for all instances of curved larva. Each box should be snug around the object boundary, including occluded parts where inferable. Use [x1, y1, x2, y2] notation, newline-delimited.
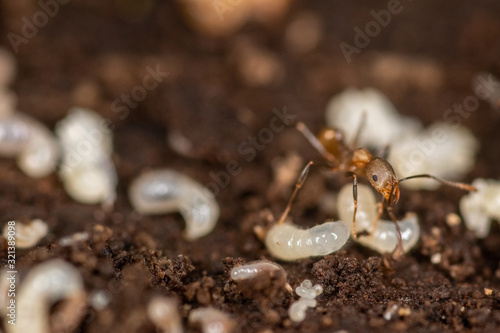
[5, 259, 85, 333]
[337, 183, 420, 253]
[230, 260, 285, 281]
[264, 221, 350, 261]
[129, 169, 220, 240]
[0, 113, 59, 177]
[460, 178, 500, 238]
[356, 214, 420, 254]
[2, 219, 48, 249]
[56, 107, 117, 206]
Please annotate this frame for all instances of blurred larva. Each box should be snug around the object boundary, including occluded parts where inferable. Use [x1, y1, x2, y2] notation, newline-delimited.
[147, 297, 182, 333]
[337, 183, 420, 254]
[56, 107, 117, 206]
[264, 220, 350, 261]
[0, 113, 59, 178]
[128, 169, 219, 240]
[6, 259, 85, 333]
[188, 307, 236, 333]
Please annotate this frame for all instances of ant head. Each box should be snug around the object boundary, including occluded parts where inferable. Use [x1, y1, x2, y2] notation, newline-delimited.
[364, 157, 400, 204]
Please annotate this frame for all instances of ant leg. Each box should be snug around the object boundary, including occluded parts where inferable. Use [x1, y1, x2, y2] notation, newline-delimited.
[351, 173, 358, 238]
[369, 201, 384, 238]
[277, 160, 317, 225]
[398, 174, 477, 192]
[350, 111, 367, 149]
[386, 205, 404, 259]
[295, 122, 337, 164]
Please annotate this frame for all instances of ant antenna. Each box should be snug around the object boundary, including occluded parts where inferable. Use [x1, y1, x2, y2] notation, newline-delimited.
[398, 174, 477, 192]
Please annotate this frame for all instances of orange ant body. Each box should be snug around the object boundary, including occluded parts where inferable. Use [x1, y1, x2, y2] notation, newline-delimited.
[277, 120, 477, 257]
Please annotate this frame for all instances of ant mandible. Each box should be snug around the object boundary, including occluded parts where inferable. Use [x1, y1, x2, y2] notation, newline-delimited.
[276, 118, 477, 258]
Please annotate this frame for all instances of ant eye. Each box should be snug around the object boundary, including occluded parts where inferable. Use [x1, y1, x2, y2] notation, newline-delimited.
[372, 175, 378, 182]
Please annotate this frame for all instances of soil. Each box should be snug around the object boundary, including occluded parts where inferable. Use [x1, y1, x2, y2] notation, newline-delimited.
[1, 1, 500, 332]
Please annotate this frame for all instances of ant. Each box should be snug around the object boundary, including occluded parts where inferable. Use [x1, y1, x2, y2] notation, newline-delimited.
[276, 118, 477, 258]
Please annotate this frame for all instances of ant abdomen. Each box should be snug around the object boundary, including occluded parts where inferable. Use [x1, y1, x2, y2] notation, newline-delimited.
[316, 128, 345, 158]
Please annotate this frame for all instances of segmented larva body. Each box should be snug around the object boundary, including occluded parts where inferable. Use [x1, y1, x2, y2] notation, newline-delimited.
[0, 113, 59, 178]
[56, 107, 117, 206]
[5, 259, 85, 333]
[230, 260, 285, 281]
[264, 221, 350, 261]
[337, 183, 420, 254]
[129, 169, 220, 240]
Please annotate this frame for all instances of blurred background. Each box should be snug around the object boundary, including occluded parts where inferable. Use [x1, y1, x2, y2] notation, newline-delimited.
[1, 1, 500, 332]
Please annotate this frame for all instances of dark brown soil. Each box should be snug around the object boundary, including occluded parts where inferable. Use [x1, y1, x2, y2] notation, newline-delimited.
[1, 1, 500, 332]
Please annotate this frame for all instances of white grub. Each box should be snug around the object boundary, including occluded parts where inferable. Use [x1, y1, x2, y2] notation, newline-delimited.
[58, 231, 90, 247]
[389, 122, 478, 190]
[147, 297, 182, 333]
[460, 178, 500, 238]
[129, 169, 219, 240]
[56, 107, 117, 206]
[337, 184, 420, 254]
[2, 219, 48, 249]
[288, 279, 323, 323]
[0, 112, 59, 177]
[188, 307, 236, 333]
[264, 220, 349, 261]
[230, 260, 285, 281]
[6, 259, 85, 333]
[325, 88, 422, 148]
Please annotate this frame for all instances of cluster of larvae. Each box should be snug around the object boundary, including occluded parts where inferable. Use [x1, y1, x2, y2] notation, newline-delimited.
[264, 183, 420, 261]
[327, 88, 478, 190]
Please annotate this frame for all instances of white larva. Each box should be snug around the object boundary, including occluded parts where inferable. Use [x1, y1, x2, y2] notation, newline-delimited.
[0, 113, 59, 178]
[264, 220, 350, 261]
[230, 260, 285, 281]
[2, 219, 48, 249]
[56, 107, 117, 206]
[128, 169, 219, 240]
[325, 88, 422, 148]
[337, 183, 420, 254]
[188, 307, 236, 333]
[147, 297, 182, 333]
[5, 259, 85, 333]
[460, 178, 500, 238]
[389, 122, 478, 190]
